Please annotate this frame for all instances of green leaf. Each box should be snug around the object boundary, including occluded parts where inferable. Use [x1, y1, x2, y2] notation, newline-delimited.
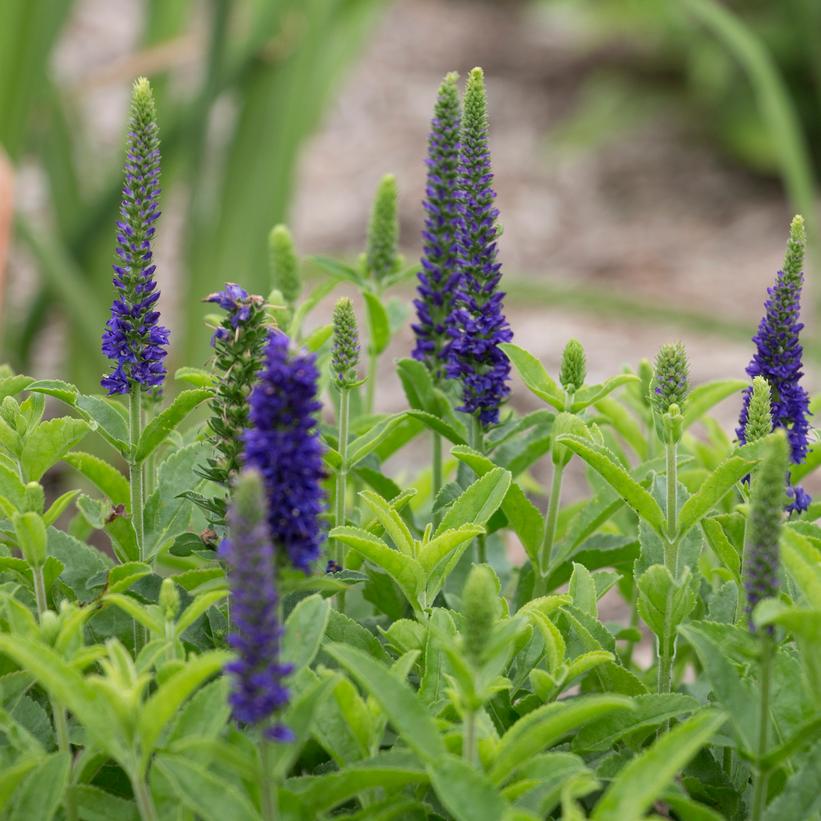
[0, 758, 40, 814]
[138, 651, 231, 762]
[571, 374, 639, 411]
[555, 435, 667, 537]
[48, 527, 111, 602]
[781, 527, 821, 608]
[405, 409, 468, 445]
[702, 517, 741, 581]
[763, 739, 821, 820]
[679, 622, 756, 750]
[677, 455, 754, 537]
[69, 785, 139, 821]
[176, 590, 229, 635]
[103, 593, 164, 633]
[154, 754, 260, 821]
[594, 397, 647, 459]
[591, 710, 726, 820]
[25, 379, 78, 405]
[330, 526, 422, 607]
[136, 389, 212, 462]
[347, 414, 407, 467]
[75, 395, 130, 454]
[636, 565, 697, 641]
[9, 751, 70, 821]
[419, 525, 485, 575]
[791, 441, 821, 483]
[63, 452, 130, 506]
[107, 562, 152, 594]
[0, 462, 26, 508]
[281, 594, 330, 673]
[572, 693, 701, 752]
[363, 290, 391, 355]
[568, 563, 597, 618]
[311, 255, 365, 285]
[324, 643, 446, 763]
[429, 754, 510, 821]
[490, 696, 633, 784]
[359, 490, 415, 555]
[435, 467, 512, 536]
[500, 343, 564, 410]
[682, 380, 748, 429]
[174, 367, 217, 389]
[20, 417, 90, 482]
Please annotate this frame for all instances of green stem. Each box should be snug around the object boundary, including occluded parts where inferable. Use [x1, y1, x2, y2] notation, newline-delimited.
[463, 711, 477, 766]
[32, 565, 48, 615]
[334, 388, 351, 567]
[131, 775, 159, 821]
[541, 464, 565, 574]
[366, 349, 378, 414]
[432, 432, 443, 528]
[260, 735, 279, 821]
[664, 441, 679, 575]
[470, 417, 485, 563]
[751, 637, 773, 821]
[129, 388, 146, 650]
[657, 584, 675, 700]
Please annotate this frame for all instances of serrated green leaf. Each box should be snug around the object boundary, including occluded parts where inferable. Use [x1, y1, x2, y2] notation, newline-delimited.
[435, 467, 511, 536]
[107, 562, 152, 594]
[281, 594, 330, 673]
[9, 751, 70, 821]
[136, 389, 211, 462]
[176, 590, 229, 635]
[636, 564, 696, 640]
[48, 527, 111, 602]
[20, 417, 90, 482]
[500, 343, 564, 410]
[568, 563, 597, 618]
[324, 643, 446, 763]
[174, 367, 216, 388]
[591, 710, 726, 820]
[359, 490, 415, 555]
[405, 409, 468, 445]
[556, 434, 667, 537]
[75, 395, 130, 454]
[347, 414, 407, 467]
[154, 754, 260, 821]
[781, 527, 821, 608]
[63, 451, 129, 507]
[25, 379, 78, 405]
[490, 696, 633, 784]
[429, 754, 510, 821]
[762, 739, 821, 820]
[69, 785, 139, 821]
[677, 455, 753, 537]
[571, 374, 639, 411]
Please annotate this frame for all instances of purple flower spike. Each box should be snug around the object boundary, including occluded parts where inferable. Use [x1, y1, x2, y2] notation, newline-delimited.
[412, 72, 463, 380]
[220, 469, 292, 739]
[244, 331, 326, 572]
[446, 67, 513, 427]
[101, 77, 170, 395]
[737, 216, 812, 513]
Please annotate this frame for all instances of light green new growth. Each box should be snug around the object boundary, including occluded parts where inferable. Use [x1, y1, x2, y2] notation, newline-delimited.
[132, 76, 156, 123]
[745, 376, 773, 444]
[462, 564, 498, 667]
[559, 339, 586, 392]
[782, 214, 805, 283]
[651, 342, 689, 416]
[366, 174, 400, 282]
[269, 224, 301, 308]
[463, 67, 488, 142]
[331, 297, 360, 388]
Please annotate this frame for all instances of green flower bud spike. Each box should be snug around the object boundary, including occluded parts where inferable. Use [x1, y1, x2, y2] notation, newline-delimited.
[366, 174, 400, 283]
[559, 339, 586, 394]
[652, 342, 689, 418]
[462, 563, 499, 668]
[783, 214, 805, 281]
[159, 577, 181, 622]
[331, 298, 361, 389]
[269, 224, 301, 309]
[744, 376, 773, 445]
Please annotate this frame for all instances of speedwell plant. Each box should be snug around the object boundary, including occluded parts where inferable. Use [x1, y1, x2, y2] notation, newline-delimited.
[0, 72, 819, 821]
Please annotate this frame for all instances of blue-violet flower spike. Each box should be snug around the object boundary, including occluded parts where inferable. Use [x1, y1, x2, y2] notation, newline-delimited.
[101, 77, 169, 395]
[737, 216, 812, 513]
[244, 331, 325, 572]
[446, 67, 513, 426]
[220, 468, 293, 740]
[412, 72, 463, 380]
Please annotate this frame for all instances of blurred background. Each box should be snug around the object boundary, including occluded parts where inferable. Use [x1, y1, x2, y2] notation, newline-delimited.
[0, 0, 818, 406]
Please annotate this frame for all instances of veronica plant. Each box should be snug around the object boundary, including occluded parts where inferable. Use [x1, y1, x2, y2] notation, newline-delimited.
[0, 70, 820, 821]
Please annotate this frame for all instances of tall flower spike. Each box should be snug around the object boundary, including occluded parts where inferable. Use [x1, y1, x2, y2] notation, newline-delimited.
[736, 216, 811, 513]
[744, 376, 773, 445]
[269, 224, 301, 309]
[743, 431, 788, 631]
[244, 331, 325, 572]
[331, 298, 360, 388]
[446, 67, 513, 426]
[366, 174, 400, 282]
[220, 469, 293, 740]
[101, 77, 169, 395]
[560, 339, 586, 393]
[198, 283, 269, 526]
[412, 72, 463, 379]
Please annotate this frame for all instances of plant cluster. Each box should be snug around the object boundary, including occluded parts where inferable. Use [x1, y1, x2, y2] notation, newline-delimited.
[0, 72, 819, 821]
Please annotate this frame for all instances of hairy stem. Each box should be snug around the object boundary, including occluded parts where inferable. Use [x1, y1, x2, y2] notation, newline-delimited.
[129, 388, 146, 650]
[334, 388, 351, 566]
[131, 775, 159, 821]
[260, 736, 279, 821]
[751, 637, 773, 821]
[666, 440, 678, 543]
[432, 432, 443, 528]
[470, 417, 485, 562]
[463, 711, 477, 766]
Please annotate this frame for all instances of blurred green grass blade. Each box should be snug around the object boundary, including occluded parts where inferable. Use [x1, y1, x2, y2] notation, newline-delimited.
[0, 0, 74, 158]
[681, 0, 818, 266]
